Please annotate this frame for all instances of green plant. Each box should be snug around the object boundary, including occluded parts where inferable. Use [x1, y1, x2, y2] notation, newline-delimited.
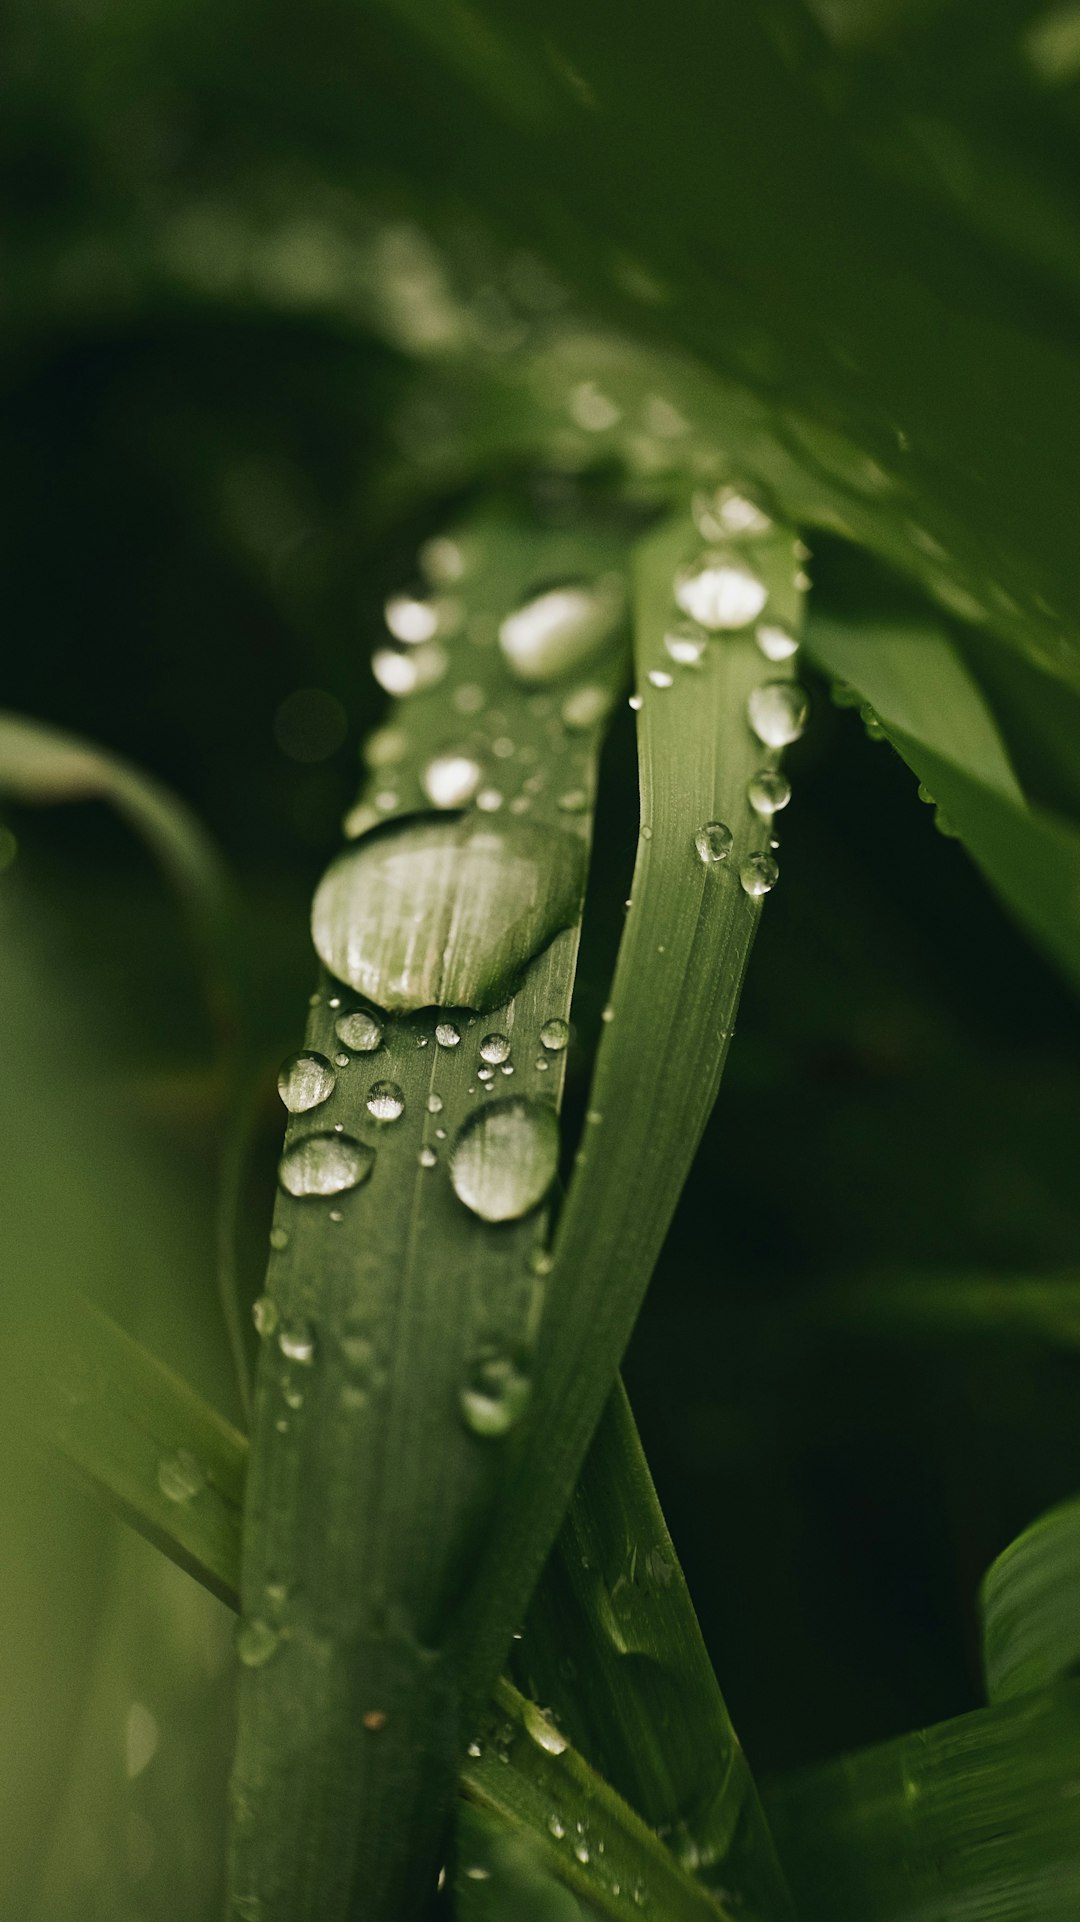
[7, 3, 1080, 1919]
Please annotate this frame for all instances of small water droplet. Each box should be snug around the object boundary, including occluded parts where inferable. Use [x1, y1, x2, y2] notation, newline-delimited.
[367, 1080, 405, 1122]
[529, 1246, 554, 1276]
[236, 1618, 280, 1668]
[673, 551, 768, 630]
[647, 668, 673, 689]
[278, 1318, 317, 1365]
[539, 1017, 570, 1052]
[460, 1350, 532, 1436]
[466, 1739, 483, 1760]
[479, 1032, 510, 1064]
[478, 1066, 495, 1083]
[756, 622, 800, 662]
[747, 681, 810, 747]
[419, 535, 466, 585]
[664, 620, 707, 666]
[569, 379, 621, 431]
[740, 852, 780, 897]
[384, 592, 440, 645]
[418, 1144, 438, 1168]
[422, 751, 483, 808]
[557, 787, 588, 812]
[269, 1225, 289, 1251]
[628, 693, 643, 711]
[450, 1098, 560, 1222]
[463, 1865, 491, 1883]
[372, 643, 447, 696]
[277, 1052, 336, 1113]
[499, 580, 624, 684]
[491, 735, 515, 760]
[278, 1133, 375, 1197]
[747, 770, 792, 816]
[860, 702, 887, 741]
[476, 787, 503, 812]
[917, 782, 935, 805]
[157, 1449, 205, 1505]
[252, 1295, 278, 1338]
[574, 1839, 591, 1865]
[522, 1700, 568, 1755]
[561, 684, 612, 731]
[436, 1022, 461, 1049]
[427, 1092, 444, 1113]
[454, 682, 486, 715]
[694, 821, 733, 865]
[935, 807, 960, 838]
[334, 1008, 384, 1054]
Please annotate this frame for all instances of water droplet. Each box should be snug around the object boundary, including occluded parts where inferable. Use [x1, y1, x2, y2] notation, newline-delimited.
[236, 1618, 279, 1668]
[466, 1739, 483, 1760]
[694, 821, 733, 865]
[539, 1017, 569, 1052]
[491, 735, 515, 760]
[747, 681, 810, 747]
[548, 1814, 567, 1840]
[664, 620, 707, 666]
[628, 693, 643, 711]
[498, 580, 624, 684]
[740, 852, 780, 897]
[561, 684, 612, 731]
[522, 1700, 568, 1755]
[479, 1032, 510, 1064]
[419, 535, 466, 585]
[935, 806, 960, 838]
[574, 1839, 591, 1865]
[312, 816, 585, 1014]
[422, 751, 482, 808]
[427, 1092, 444, 1113]
[278, 1133, 375, 1197]
[569, 379, 621, 431]
[252, 1295, 278, 1338]
[334, 1008, 384, 1054]
[418, 1144, 438, 1168]
[647, 668, 673, 689]
[450, 1098, 560, 1222]
[460, 1350, 532, 1436]
[366, 1080, 405, 1122]
[673, 551, 767, 630]
[385, 593, 440, 645]
[747, 770, 792, 816]
[917, 782, 935, 805]
[860, 702, 887, 741]
[436, 1022, 461, 1049]
[157, 1449, 205, 1505]
[269, 1225, 289, 1251]
[372, 643, 446, 697]
[277, 1051, 336, 1113]
[475, 787, 503, 812]
[756, 622, 800, 662]
[692, 486, 774, 541]
[454, 682, 486, 716]
[557, 787, 588, 812]
[278, 1318, 317, 1365]
[477, 1066, 494, 1083]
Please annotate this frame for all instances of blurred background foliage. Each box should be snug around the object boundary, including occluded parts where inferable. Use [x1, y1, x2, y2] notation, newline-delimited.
[5, 0, 1080, 1915]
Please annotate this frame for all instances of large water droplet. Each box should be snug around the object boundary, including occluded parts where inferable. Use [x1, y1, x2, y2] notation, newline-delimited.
[422, 751, 482, 809]
[673, 551, 767, 630]
[366, 1079, 405, 1122]
[460, 1350, 532, 1436]
[522, 1700, 568, 1754]
[450, 1097, 560, 1222]
[277, 1052, 336, 1113]
[694, 821, 733, 865]
[334, 1008, 384, 1054]
[479, 1032, 511, 1064]
[747, 770, 792, 817]
[157, 1448, 205, 1505]
[278, 1133, 375, 1198]
[384, 593, 440, 645]
[498, 580, 624, 684]
[436, 1022, 461, 1049]
[740, 852, 780, 897]
[747, 681, 810, 747]
[312, 815, 585, 1014]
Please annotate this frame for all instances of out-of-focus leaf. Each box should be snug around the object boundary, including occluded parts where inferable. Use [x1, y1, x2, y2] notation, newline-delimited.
[804, 612, 1080, 993]
[981, 1496, 1080, 1705]
[767, 1683, 1080, 1921]
[822, 1270, 1080, 1349]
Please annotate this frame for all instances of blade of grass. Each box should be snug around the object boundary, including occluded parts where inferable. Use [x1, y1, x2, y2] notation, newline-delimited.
[981, 1496, 1080, 1706]
[820, 1269, 1080, 1350]
[766, 1683, 1080, 1922]
[803, 612, 1080, 993]
[448, 507, 806, 1791]
[28, 1296, 735, 1922]
[520, 1381, 796, 1918]
[228, 500, 637, 1922]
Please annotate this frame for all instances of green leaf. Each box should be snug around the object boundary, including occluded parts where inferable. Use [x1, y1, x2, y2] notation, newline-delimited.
[228, 502, 636, 1922]
[821, 1270, 1080, 1350]
[981, 1497, 1080, 1705]
[451, 509, 805, 1737]
[29, 1297, 734, 1922]
[522, 1382, 796, 1918]
[454, 1801, 587, 1922]
[767, 1684, 1080, 1921]
[803, 612, 1080, 993]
